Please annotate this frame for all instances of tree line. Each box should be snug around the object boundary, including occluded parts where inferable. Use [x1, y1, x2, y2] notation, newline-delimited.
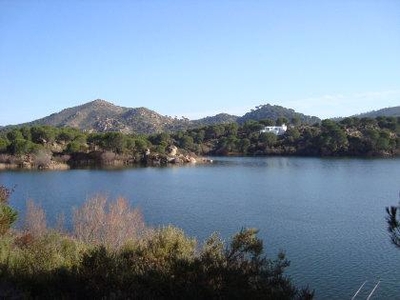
[169, 116, 400, 157]
[0, 126, 151, 156]
[0, 116, 399, 168]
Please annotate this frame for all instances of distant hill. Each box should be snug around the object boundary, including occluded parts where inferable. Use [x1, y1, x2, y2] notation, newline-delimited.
[193, 113, 239, 126]
[9, 99, 320, 134]
[238, 104, 320, 124]
[24, 99, 191, 134]
[352, 106, 400, 118]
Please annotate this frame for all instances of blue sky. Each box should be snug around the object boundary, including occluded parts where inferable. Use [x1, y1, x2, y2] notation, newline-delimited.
[1, 0, 399, 125]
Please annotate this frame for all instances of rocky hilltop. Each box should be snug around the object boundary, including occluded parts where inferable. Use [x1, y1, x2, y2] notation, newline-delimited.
[26, 100, 182, 134]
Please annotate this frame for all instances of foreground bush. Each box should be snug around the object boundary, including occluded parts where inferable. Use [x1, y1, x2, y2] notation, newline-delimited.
[73, 195, 145, 249]
[0, 188, 313, 299]
[0, 185, 17, 236]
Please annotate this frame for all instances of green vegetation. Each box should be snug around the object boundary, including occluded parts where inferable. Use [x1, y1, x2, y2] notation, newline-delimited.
[384, 193, 400, 250]
[0, 125, 155, 168]
[352, 105, 400, 119]
[0, 185, 313, 299]
[386, 204, 400, 249]
[239, 104, 320, 125]
[170, 116, 400, 157]
[0, 186, 17, 236]
[0, 115, 399, 169]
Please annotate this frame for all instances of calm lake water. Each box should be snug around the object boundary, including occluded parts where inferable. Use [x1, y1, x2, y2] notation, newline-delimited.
[1, 157, 400, 299]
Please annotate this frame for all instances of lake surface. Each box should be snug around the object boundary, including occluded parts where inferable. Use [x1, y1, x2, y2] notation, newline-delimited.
[1, 157, 400, 299]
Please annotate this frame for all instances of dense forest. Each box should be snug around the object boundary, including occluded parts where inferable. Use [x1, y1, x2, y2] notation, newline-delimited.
[0, 115, 399, 169]
[174, 116, 400, 157]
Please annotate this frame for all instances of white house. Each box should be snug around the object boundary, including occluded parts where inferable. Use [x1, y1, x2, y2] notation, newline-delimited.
[260, 124, 287, 135]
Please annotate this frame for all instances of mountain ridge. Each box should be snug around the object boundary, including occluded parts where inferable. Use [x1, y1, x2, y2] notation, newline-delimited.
[19, 99, 320, 134]
[350, 106, 400, 118]
[10, 99, 399, 134]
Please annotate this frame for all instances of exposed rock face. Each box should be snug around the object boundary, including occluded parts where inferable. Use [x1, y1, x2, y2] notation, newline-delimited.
[167, 145, 178, 156]
[141, 148, 213, 166]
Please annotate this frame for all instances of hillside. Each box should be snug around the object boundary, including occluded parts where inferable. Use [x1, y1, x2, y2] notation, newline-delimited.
[25, 99, 191, 134]
[352, 106, 400, 118]
[28, 100, 129, 130]
[238, 104, 320, 124]
[192, 113, 239, 126]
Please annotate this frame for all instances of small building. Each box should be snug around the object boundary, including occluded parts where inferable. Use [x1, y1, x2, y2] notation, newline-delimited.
[260, 124, 287, 135]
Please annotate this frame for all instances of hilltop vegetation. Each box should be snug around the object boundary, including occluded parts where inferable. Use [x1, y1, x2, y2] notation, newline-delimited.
[0, 185, 313, 299]
[238, 104, 320, 125]
[0, 115, 399, 169]
[351, 106, 400, 119]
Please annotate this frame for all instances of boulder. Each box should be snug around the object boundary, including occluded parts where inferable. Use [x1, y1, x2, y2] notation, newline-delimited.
[167, 145, 178, 156]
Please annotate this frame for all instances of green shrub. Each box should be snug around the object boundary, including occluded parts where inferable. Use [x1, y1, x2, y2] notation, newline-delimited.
[138, 225, 196, 266]
[0, 186, 17, 236]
